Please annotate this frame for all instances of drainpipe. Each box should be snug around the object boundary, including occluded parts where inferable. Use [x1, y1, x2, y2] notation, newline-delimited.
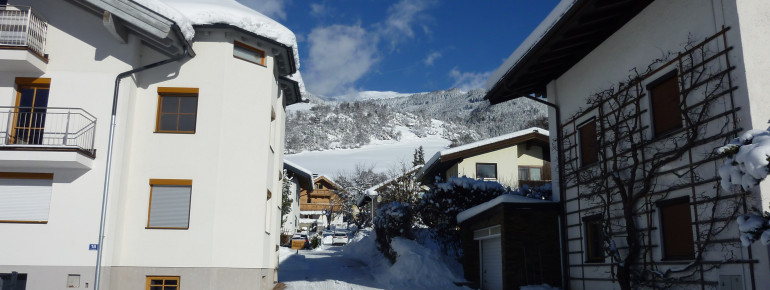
[94, 45, 190, 290]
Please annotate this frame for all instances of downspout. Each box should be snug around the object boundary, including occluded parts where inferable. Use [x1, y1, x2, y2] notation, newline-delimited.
[508, 93, 569, 290]
[94, 45, 190, 290]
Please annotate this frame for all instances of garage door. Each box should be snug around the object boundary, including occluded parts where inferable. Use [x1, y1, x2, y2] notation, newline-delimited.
[481, 237, 503, 290]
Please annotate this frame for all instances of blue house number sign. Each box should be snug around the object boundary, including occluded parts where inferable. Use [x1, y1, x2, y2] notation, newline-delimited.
[89, 244, 98, 251]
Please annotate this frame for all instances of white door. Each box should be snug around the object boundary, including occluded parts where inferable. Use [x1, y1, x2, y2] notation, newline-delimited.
[481, 237, 503, 290]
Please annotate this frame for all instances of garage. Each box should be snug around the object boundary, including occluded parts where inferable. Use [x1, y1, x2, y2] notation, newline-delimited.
[458, 195, 562, 289]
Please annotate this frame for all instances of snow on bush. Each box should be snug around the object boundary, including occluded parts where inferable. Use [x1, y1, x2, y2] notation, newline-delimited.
[717, 129, 770, 190]
[374, 202, 413, 263]
[342, 229, 468, 289]
[718, 127, 770, 246]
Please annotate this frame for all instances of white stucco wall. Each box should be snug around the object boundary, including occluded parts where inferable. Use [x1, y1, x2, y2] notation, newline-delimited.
[543, 0, 770, 288]
[450, 143, 546, 188]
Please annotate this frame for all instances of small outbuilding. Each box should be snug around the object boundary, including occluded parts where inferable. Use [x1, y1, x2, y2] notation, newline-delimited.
[457, 194, 562, 290]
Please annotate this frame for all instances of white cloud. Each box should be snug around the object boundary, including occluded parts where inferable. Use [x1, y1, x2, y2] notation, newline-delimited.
[236, 0, 287, 20]
[380, 0, 435, 49]
[304, 24, 380, 96]
[424, 51, 441, 66]
[449, 68, 492, 91]
[310, 3, 327, 18]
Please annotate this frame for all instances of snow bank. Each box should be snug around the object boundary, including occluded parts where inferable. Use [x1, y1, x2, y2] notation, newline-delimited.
[342, 229, 469, 289]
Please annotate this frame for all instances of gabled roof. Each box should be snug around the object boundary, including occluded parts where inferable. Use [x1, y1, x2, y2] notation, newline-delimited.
[357, 166, 422, 207]
[313, 176, 339, 190]
[485, 0, 653, 104]
[417, 128, 549, 185]
[283, 160, 313, 192]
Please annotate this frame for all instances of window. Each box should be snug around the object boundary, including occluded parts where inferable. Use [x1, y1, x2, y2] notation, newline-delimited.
[146, 276, 180, 290]
[12, 78, 50, 145]
[658, 197, 695, 260]
[155, 88, 198, 133]
[578, 120, 598, 166]
[649, 71, 682, 136]
[583, 215, 604, 262]
[476, 163, 497, 179]
[0, 173, 53, 223]
[518, 167, 542, 180]
[233, 41, 265, 66]
[147, 179, 192, 229]
[0, 272, 27, 290]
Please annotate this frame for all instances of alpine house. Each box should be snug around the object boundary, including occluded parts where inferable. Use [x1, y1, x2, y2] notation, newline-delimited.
[485, 0, 770, 289]
[0, 0, 302, 289]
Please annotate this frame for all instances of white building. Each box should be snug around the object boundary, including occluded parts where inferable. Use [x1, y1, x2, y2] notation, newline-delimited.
[282, 160, 313, 235]
[485, 0, 770, 289]
[0, 0, 302, 289]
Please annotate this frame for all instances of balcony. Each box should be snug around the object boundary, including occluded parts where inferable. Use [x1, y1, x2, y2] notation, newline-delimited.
[0, 106, 96, 170]
[0, 5, 48, 73]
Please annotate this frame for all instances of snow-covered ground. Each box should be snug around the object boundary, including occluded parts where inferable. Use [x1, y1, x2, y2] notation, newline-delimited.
[285, 126, 450, 176]
[278, 229, 468, 290]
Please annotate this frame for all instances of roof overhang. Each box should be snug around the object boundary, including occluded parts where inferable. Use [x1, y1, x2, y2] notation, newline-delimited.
[279, 77, 302, 107]
[485, 0, 653, 105]
[284, 161, 313, 192]
[68, 0, 193, 57]
[195, 24, 297, 77]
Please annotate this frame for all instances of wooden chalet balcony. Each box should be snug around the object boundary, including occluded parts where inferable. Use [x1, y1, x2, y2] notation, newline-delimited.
[300, 203, 341, 212]
[0, 5, 48, 72]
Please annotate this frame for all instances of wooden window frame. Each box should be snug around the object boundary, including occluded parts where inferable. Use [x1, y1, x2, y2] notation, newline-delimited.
[582, 214, 605, 263]
[155, 87, 199, 134]
[475, 163, 498, 179]
[146, 179, 193, 230]
[578, 118, 599, 167]
[648, 70, 683, 137]
[12, 78, 51, 145]
[233, 41, 266, 66]
[658, 196, 695, 260]
[146, 276, 180, 290]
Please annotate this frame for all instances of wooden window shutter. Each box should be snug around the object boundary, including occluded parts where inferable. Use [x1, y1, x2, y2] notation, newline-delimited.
[650, 73, 683, 135]
[659, 197, 695, 260]
[579, 121, 598, 166]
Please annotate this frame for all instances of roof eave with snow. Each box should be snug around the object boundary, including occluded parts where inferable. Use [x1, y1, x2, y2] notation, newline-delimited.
[484, 0, 654, 105]
[284, 160, 314, 191]
[456, 194, 558, 224]
[71, 0, 192, 57]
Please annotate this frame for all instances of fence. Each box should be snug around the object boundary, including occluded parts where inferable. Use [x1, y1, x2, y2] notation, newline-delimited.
[0, 106, 97, 155]
[0, 5, 48, 57]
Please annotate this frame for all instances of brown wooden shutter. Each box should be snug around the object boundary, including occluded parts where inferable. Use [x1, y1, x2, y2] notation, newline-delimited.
[579, 121, 598, 166]
[660, 198, 695, 259]
[650, 74, 682, 135]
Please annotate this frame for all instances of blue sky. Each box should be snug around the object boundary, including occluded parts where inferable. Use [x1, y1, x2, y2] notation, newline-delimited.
[241, 0, 560, 97]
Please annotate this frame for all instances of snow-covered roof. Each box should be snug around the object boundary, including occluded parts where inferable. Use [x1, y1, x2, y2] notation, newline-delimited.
[456, 194, 555, 224]
[418, 127, 549, 181]
[364, 165, 422, 196]
[284, 160, 312, 178]
[486, 0, 577, 90]
[133, 0, 304, 91]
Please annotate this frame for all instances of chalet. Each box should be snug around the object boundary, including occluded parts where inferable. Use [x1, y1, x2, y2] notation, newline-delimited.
[485, 0, 770, 289]
[299, 175, 343, 231]
[0, 0, 301, 289]
[417, 128, 550, 189]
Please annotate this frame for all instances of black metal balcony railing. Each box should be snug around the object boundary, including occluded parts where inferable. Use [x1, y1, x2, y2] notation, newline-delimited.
[0, 5, 47, 57]
[0, 106, 96, 155]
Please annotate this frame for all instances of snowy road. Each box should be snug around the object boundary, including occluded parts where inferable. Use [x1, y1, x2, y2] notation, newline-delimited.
[278, 245, 383, 289]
